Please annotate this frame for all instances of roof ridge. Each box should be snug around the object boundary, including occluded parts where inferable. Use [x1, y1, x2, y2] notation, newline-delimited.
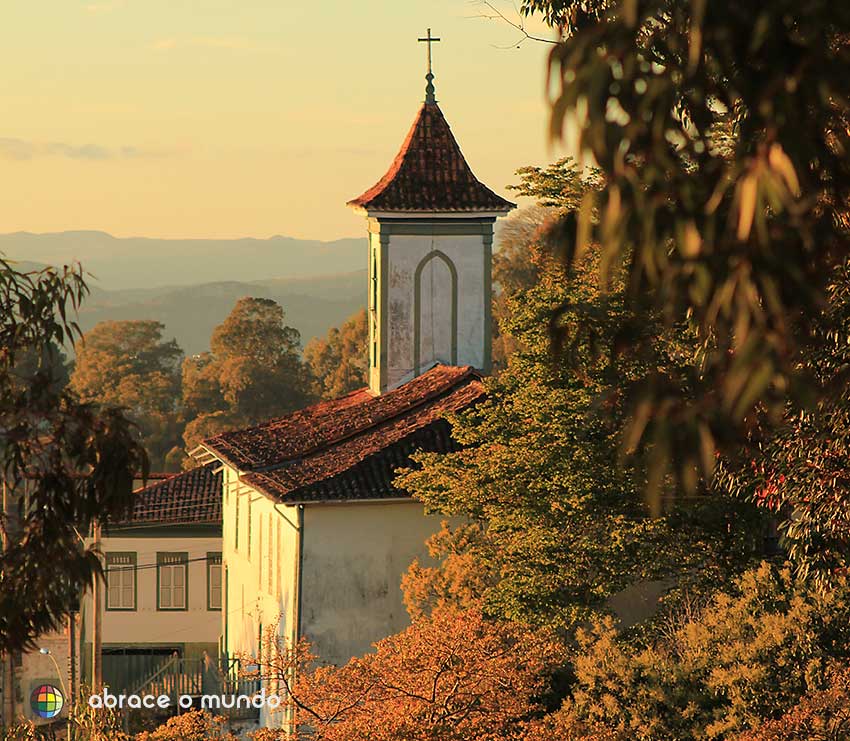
[251, 366, 479, 473]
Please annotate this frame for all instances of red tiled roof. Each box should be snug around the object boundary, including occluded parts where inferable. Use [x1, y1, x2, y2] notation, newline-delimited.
[347, 103, 515, 214]
[202, 365, 486, 503]
[122, 463, 222, 525]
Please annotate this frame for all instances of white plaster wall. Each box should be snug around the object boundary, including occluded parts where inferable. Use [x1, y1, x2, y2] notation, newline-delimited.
[79, 535, 222, 645]
[386, 234, 486, 389]
[221, 468, 298, 664]
[299, 500, 448, 667]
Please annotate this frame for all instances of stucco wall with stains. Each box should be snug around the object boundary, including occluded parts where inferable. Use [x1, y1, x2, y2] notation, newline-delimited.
[299, 500, 448, 667]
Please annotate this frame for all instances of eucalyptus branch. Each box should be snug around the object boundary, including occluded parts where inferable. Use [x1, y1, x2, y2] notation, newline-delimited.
[475, 0, 558, 47]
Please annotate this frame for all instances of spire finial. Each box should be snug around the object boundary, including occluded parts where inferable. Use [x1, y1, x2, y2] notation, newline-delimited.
[417, 28, 441, 104]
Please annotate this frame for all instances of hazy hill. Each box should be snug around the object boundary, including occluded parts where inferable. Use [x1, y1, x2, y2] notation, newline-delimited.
[75, 272, 366, 355]
[1, 231, 367, 354]
[0, 231, 365, 290]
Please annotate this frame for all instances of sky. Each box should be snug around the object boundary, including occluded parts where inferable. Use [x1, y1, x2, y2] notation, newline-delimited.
[0, 1, 570, 241]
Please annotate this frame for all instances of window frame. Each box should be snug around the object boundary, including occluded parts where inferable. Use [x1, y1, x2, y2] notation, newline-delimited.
[207, 552, 223, 611]
[156, 552, 189, 612]
[105, 552, 137, 612]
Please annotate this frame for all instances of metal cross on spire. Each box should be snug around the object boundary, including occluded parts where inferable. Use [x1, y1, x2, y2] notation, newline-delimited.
[418, 28, 441, 104]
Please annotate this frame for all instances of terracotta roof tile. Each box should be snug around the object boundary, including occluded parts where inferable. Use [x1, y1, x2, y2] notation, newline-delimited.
[122, 463, 222, 525]
[347, 103, 515, 214]
[204, 365, 481, 471]
[202, 364, 486, 503]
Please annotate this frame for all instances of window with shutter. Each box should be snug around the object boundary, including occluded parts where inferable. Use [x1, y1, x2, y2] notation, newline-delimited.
[157, 552, 188, 611]
[207, 553, 223, 610]
[105, 552, 136, 611]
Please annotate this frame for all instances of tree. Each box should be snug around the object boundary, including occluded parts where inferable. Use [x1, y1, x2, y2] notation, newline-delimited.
[518, 0, 850, 498]
[397, 161, 765, 633]
[134, 711, 237, 741]
[491, 159, 604, 368]
[0, 258, 146, 653]
[303, 308, 368, 400]
[715, 255, 850, 585]
[253, 607, 560, 741]
[733, 665, 850, 741]
[181, 297, 313, 452]
[545, 563, 850, 740]
[70, 320, 183, 470]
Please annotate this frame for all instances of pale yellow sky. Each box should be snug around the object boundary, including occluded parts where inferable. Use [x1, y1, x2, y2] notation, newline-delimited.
[0, 1, 567, 240]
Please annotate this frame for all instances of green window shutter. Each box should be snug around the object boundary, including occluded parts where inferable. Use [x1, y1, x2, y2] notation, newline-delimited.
[207, 553, 223, 611]
[105, 552, 136, 611]
[157, 552, 188, 611]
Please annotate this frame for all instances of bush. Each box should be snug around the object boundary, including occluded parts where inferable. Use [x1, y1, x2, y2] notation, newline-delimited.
[733, 664, 850, 741]
[133, 710, 236, 741]
[552, 563, 850, 740]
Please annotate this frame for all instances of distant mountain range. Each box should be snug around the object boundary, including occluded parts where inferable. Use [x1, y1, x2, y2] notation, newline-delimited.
[0, 230, 366, 290]
[1, 231, 367, 354]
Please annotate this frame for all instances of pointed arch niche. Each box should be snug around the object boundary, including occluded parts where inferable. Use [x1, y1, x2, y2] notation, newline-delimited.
[413, 249, 458, 374]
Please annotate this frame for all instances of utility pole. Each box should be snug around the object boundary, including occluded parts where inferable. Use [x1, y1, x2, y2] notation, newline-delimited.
[68, 610, 76, 740]
[91, 522, 102, 691]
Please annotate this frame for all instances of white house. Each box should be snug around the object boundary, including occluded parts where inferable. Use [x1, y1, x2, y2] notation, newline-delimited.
[79, 464, 223, 698]
[193, 65, 514, 730]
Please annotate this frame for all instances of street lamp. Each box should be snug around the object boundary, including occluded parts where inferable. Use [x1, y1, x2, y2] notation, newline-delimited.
[38, 648, 68, 700]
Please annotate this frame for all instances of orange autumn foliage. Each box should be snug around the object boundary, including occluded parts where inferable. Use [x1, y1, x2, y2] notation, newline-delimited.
[261, 607, 560, 741]
[401, 522, 493, 620]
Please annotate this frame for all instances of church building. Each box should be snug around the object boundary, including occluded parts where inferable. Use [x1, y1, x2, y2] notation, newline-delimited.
[193, 38, 514, 729]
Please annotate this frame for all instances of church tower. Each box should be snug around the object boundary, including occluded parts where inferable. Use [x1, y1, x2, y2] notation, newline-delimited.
[347, 30, 515, 394]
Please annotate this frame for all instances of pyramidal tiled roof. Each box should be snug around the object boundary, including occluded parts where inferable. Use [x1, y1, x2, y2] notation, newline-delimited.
[347, 103, 515, 214]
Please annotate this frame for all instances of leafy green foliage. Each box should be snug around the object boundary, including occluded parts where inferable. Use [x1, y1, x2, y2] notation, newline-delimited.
[0, 258, 147, 653]
[303, 308, 368, 399]
[507, 158, 603, 211]
[492, 205, 554, 368]
[523, 0, 850, 498]
[549, 563, 850, 740]
[70, 320, 183, 470]
[398, 241, 764, 632]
